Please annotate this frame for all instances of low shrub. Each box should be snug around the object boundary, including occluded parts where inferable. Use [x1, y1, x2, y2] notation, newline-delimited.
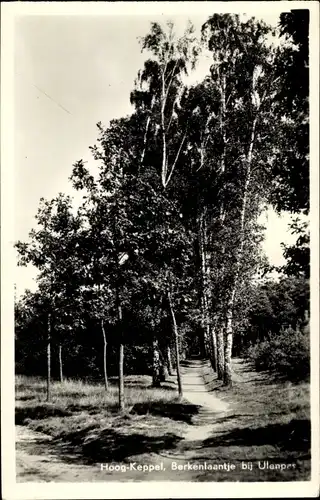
[247, 327, 309, 381]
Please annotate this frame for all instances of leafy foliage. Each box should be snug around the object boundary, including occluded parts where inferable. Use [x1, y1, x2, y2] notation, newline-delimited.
[15, 13, 310, 389]
[281, 218, 310, 278]
[247, 327, 309, 381]
[271, 10, 309, 214]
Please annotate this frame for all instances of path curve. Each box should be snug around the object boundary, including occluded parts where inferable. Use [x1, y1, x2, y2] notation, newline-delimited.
[16, 359, 230, 481]
[178, 359, 230, 442]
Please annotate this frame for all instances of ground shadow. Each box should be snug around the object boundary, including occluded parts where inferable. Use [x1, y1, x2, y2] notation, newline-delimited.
[107, 377, 177, 392]
[15, 405, 73, 424]
[17, 395, 39, 402]
[180, 361, 208, 369]
[130, 402, 200, 424]
[51, 427, 183, 466]
[15, 386, 47, 397]
[202, 419, 311, 452]
[146, 383, 177, 391]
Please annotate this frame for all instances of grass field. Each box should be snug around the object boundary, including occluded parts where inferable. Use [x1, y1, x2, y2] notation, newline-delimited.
[16, 374, 194, 467]
[15, 360, 311, 482]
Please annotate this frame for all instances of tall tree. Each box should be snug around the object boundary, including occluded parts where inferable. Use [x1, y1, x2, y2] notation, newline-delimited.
[271, 10, 309, 214]
[132, 21, 199, 188]
[273, 10, 310, 289]
[15, 194, 83, 396]
[201, 14, 286, 385]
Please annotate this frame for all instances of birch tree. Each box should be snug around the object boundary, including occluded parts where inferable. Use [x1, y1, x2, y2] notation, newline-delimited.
[129, 22, 200, 393]
[132, 21, 199, 188]
[201, 14, 286, 385]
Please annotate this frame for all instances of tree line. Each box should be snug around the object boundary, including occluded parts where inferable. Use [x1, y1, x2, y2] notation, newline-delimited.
[15, 11, 310, 408]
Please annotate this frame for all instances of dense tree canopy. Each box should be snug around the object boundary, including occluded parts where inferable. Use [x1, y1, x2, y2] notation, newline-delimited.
[15, 11, 310, 401]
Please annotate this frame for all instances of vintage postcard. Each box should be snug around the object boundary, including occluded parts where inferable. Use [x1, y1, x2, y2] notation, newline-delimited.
[1, 1, 319, 498]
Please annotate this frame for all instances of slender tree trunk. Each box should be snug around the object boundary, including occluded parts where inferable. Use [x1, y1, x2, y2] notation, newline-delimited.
[206, 327, 213, 366]
[223, 115, 258, 387]
[216, 325, 224, 380]
[58, 343, 63, 383]
[161, 70, 168, 187]
[152, 338, 162, 387]
[205, 253, 214, 366]
[210, 327, 217, 372]
[203, 332, 209, 358]
[200, 294, 208, 356]
[101, 319, 108, 391]
[167, 345, 173, 376]
[223, 304, 234, 386]
[219, 72, 227, 222]
[117, 301, 124, 411]
[160, 60, 185, 188]
[205, 233, 213, 362]
[199, 210, 212, 362]
[168, 292, 183, 398]
[207, 71, 227, 382]
[119, 342, 124, 410]
[47, 313, 51, 402]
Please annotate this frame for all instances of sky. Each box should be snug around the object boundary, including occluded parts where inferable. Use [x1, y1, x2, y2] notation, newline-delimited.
[14, 8, 299, 297]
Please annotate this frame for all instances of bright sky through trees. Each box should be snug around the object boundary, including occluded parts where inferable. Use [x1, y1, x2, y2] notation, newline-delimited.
[14, 11, 299, 296]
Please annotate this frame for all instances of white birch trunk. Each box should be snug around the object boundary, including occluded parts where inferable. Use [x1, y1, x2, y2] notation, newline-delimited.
[161, 67, 168, 187]
[118, 301, 125, 411]
[101, 319, 108, 391]
[152, 338, 162, 387]
[216, 325, 225, 380]
[210, 326, 217, 372]
[223, 114, 258, 386]
[47, 313, 51, 402]
[198, 210, 213, 363]
[168, 292, 183, 398]
[58, 343, 63, 383]
[219, 72, 227, 222]
[119, 342, 124, 410]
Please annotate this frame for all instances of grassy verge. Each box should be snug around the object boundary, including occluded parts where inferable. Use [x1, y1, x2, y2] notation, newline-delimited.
[195, 358, 311, 481]
[16, 360, 311, 482]
[15, 374, 195, 465]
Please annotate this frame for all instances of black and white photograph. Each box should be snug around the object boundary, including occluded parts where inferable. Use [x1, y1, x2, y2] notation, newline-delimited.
[1, 1, 319, 498]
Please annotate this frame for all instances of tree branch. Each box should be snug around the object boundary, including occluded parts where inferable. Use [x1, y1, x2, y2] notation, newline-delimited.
[164, 128, 188, 188]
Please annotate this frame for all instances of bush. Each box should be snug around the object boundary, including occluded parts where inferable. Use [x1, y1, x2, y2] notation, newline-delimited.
[247, 327, 309, 381]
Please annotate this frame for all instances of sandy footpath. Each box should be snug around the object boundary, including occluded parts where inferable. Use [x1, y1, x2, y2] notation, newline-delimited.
[16, 360, 230, 482]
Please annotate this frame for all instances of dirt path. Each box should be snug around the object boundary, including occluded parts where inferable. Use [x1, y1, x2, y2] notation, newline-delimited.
[16, 425, 108, 482]
[16, 360, 231, 482]
[180, 360, 230, 441]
